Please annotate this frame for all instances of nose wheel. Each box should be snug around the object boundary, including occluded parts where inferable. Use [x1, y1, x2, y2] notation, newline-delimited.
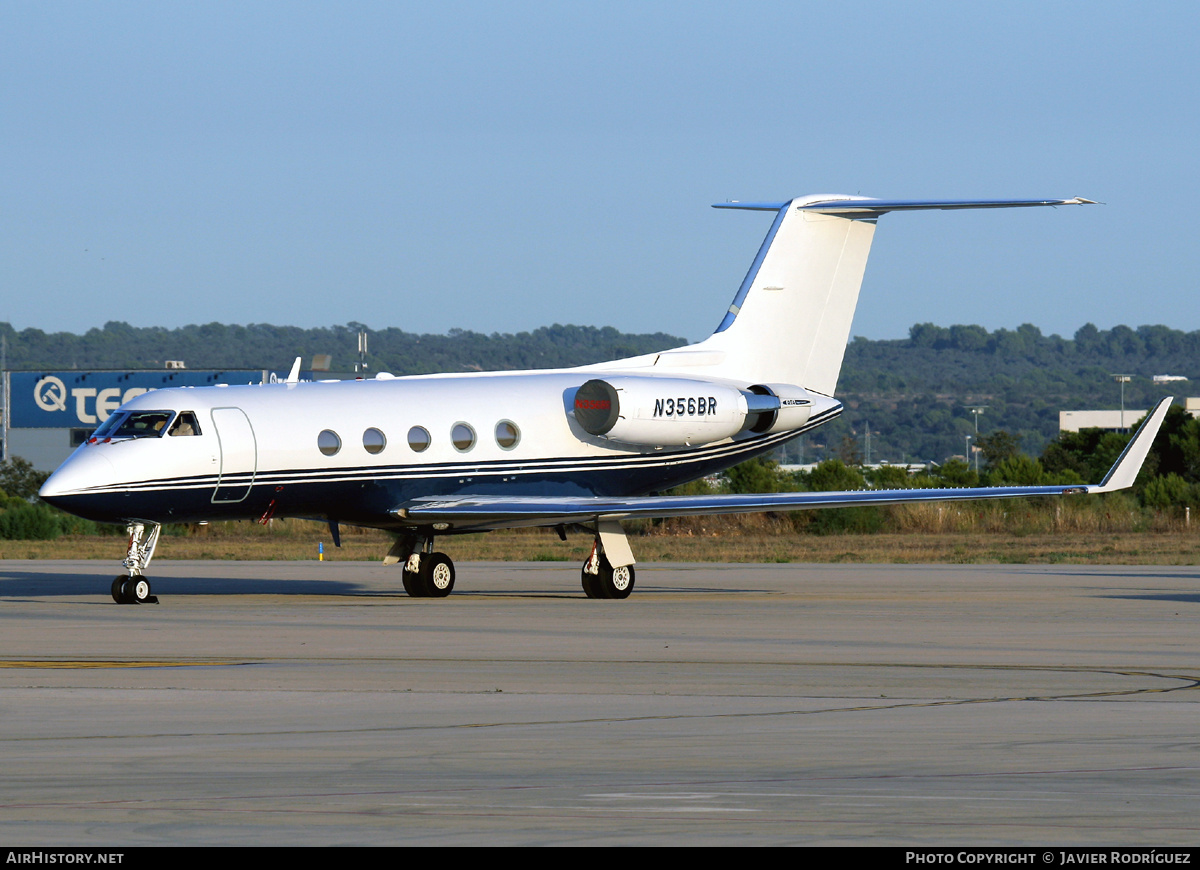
[111, 575, 157, 605]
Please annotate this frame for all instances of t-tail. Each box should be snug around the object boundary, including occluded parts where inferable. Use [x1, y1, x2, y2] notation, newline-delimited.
[648, 195, 1097, 394]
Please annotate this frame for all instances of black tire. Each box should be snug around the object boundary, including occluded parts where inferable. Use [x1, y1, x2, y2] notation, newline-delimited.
[119, 576, 151, 604]
[401, 566, 426, 597]
[111, 575, 129, 604]
[598, 562, 635, 600]
[421, 553, 455, 598]
[580, 562, 604, 599]
[582, 554, 635, 599]
[128, 576, 152, 604]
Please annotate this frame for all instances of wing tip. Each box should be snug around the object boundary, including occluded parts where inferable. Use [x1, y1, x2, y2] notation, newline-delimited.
[1092, 396, 1173, 493]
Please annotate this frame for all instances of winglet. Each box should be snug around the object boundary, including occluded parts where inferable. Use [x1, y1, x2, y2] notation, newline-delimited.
[1089, 397, 1173, 493]
[286, 356, 302, 385]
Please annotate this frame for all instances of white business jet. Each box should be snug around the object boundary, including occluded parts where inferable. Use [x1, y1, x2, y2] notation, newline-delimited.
[39, 194, 1170, 604]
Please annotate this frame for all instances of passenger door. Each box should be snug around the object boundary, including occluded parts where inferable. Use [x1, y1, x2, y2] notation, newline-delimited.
[211, 407, 257, 503]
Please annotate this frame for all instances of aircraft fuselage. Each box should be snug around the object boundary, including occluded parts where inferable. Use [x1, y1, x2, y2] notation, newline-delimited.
[40, 369, 841, 531]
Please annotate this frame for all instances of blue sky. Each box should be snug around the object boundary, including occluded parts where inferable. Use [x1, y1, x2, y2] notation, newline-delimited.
[1, 1, 1196, 343]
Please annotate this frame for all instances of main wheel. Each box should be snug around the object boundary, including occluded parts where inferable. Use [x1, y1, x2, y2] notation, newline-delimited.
[581, 554, 635, 599]
[111, 575, 129, 604]
[580, 561, 603, 599]
[598, 562, 635, 599]
[421, 553, 455, 598]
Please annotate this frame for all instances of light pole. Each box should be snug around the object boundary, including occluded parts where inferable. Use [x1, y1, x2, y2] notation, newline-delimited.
[965, 405, 988, 472]
[1111, 374, 1133, 432]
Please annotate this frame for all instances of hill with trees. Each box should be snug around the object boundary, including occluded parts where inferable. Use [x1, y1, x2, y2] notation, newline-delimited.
[3, 319, 1199, 538]
[1, 319, 1193, 465]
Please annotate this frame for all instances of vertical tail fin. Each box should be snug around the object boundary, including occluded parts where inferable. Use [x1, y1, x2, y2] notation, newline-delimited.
[649, 196, 1095, 395]
[702, 195, 878, 394]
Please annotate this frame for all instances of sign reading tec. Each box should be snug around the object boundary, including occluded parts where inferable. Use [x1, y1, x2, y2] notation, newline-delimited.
[9, 371, 295, 429]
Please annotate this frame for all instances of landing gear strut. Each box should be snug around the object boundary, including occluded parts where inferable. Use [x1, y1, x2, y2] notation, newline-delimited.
[112, 522, 160, 604]
[387, 535, 455, 598]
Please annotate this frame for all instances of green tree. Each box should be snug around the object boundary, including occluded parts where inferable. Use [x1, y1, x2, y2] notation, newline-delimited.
[0, 458, 50, 501]
[974, 431, 1022, 469]
[724, 457, 785, 494]
[804, 459, 866, 492]
[1141, 473, 1198, 509]
[866, 464, 913, 489]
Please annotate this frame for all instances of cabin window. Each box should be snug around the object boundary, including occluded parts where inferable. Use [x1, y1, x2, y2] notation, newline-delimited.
[495, 420, 520, 449]
[317, 429, 341, 456]
[451, 423, 476, 452]
[169, 412, 201, 436]
[407, 426, 431, 453]
[111, 411, 175, 439]
[363, 427, 387, 454]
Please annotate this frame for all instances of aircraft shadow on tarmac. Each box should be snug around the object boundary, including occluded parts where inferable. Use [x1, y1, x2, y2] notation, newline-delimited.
[0, 571, 362, 598]
[0, 569, 760, 599]
[1042, 569, 1200, 581]
[1097, 591, 1200, 604]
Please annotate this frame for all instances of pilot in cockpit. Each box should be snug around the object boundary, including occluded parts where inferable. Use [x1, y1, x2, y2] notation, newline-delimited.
[168, 412, 200, 436]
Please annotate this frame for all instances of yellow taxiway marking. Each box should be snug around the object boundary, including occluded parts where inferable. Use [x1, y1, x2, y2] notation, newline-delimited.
[0, 660, 237, 669]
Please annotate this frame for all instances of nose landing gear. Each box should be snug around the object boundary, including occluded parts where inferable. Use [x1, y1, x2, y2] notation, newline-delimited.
[111, 574, 155, 605]
[111, 522, 161, 604]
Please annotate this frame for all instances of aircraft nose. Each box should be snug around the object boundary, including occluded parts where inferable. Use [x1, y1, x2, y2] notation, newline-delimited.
[39, 450, 117, 508]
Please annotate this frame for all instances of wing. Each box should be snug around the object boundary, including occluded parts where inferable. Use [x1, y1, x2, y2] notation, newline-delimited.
[392, 398, 1172, 532]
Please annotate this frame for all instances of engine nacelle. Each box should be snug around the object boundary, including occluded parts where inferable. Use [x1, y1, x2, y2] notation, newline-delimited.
[573, 377, 751, 447]
[743, 383, 814, 434]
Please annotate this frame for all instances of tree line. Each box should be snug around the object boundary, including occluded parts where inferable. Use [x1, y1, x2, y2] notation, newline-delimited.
[1, 317, 1196, 466]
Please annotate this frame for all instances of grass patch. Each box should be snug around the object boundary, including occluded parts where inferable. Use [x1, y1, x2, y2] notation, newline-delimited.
[2, 519, 1199, 565]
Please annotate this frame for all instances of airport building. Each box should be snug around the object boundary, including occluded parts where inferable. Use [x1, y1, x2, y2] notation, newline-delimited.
[1059, 397, 1200, 433]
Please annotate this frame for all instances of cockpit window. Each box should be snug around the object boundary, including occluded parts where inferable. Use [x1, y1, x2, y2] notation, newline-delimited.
[168, 412, 201, 436]
[110, 411, 175, 439]
[91, 412, 128, 439]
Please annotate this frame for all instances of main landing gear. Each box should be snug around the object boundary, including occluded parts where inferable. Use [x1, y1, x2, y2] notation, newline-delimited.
[580, 519, 637, 599]
[385, 521, 637, 600]
[111, 522, 161, 604]
[386, 536, 455, 598]
[580, 541, 635, 599]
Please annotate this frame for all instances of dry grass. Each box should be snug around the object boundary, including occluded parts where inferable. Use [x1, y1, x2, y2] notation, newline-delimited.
[3, 516, 1199, 565]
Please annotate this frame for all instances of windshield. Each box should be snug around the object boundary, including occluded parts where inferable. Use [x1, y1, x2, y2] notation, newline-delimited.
[109, 410, 176, 439]
[91, 412, 128, 439]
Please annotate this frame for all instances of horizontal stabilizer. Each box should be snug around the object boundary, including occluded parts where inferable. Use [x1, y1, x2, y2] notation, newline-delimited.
[392, 398, 1170, 532]
[678, 195, 1098, 396]
[714, 197, 1097, 215]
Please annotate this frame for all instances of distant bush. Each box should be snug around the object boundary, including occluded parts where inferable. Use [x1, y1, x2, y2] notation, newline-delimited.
[0, 489, 101, 540]
[0, 502, 62, 539]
